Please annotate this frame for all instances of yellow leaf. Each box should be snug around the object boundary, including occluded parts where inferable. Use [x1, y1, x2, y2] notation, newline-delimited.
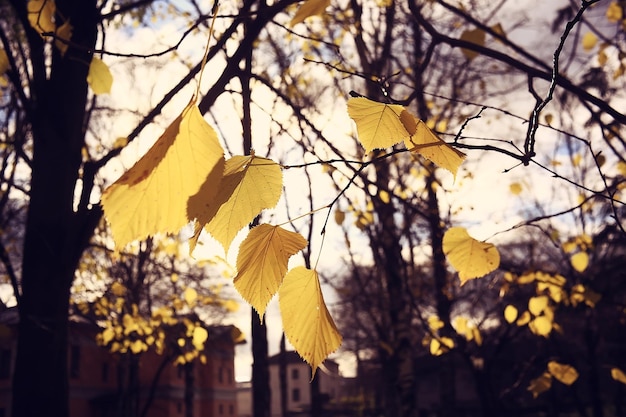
[460, 28, 486, 60]
[442, 227, 500, 283]
[582, 32, 598, 51]
[611, 368, 626, 384]
[234, 224, 307, 318]
[110, 282, 126, 297]
[529, 316, 552, 337]
[428, 315, 444, 331]
[102, 99, 225, 251]
[101, 327, 115, 345]
[279, 267, 342, 375]
[430, 337, 454, 356]
[401, 111, 465, 177]
[516, 311, 531, 326]
[290, 0, 331, 27]
[544, 113, 553, 125]
[504, 305, 518, 323]
[528, 295, 549, 316]
[28, 0, 56, 36]
[548, 361, 579, 385]
[113, 137, 128, 149]
[570, 252, 589, 272]
[130, 340, 146, 354]
[55, 19, 72, 56]
[509, 182, 522, 195]
[87, 57, 113, 95]
[347, 97, 408, 153]
[192, 326, 208, 351]
[528, 372, 552, 398]
[183, 287, 198, 307]
[378, 189, 390, 204]
[490, 23, 506, 39]
[192, 154, 282, 253]
[606, 2, 623, 22]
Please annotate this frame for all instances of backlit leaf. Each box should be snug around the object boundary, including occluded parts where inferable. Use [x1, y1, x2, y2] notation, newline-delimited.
[279, 267, 342, 375]
[430, 337, 454, 356]
[234, 224, 307, 318]
[401, 111, 465, 177]
[193, 154, 283, 252]
[290, 0, 331, 27]
[192, 326, 208, 350]
[27, 0, 56, 36]
[102, 99, 225, 251]
[606, 2, 623, 22]
[347, 97, 408, 152]
[528, 372, 552, 398]
[548, 361, 578, 385]
[504, 305, 518, 323]
[528, 295, 549, 316]
[509, 182, 522, 195]
[611, 368, 626, 384]
[0, 48, 8, 87]
[183, 287, 198, 307]
[334, 208, 345, 225]
[88, 57, 113, 95]
[443, 227, 500, 283]
[460, 28, 486, 60]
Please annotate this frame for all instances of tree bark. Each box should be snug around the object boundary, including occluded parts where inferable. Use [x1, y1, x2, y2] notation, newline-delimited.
[252, 311, 271, 417]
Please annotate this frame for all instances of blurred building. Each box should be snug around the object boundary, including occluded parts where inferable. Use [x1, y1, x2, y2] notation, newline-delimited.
[0, 308, 241, 417]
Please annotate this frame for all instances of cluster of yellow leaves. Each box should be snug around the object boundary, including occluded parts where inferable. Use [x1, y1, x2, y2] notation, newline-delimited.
[528, 361, 579, 398]
[26, 0, 113, 94]
[562, 234, 592, 273]
[581, 2, 626, 80]
[424, 315, 483, 357]
[102, 96, 341, 372]
[502, 271, 601, 338]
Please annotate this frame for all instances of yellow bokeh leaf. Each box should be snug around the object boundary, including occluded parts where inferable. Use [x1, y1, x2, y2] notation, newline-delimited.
[582, 32, 598, 51]
[442, 227, 500, 283]
[548, 361, 579, 385]
[183, 287, 198, 307]
[529, 316, 552, 337]
[55, 19, 72, 56]
[528, 295, 549, 316]
[234, 224, 307, 318]
[428, 315, 444, 331]
[401, 111, 465, 177]
[102, 99, 225, 251]
[528, 372, 552, 398]
[290, 0, 331, 27]
[606, 2, 623, 22]
[504, 305, 518, 323]
[28, 0, 56, 36]
[279, 267, 342, 375]
[460, 28, 486, 60]
[516, 310, 531, 326]
[192, 326, 208, 351]
[509, 182, 522, 195]
[334, 208, 345, 225]
[570, 252, 589, 272]
[193, 154, 282, 253]
[0, 48, 9, 87]
[87, 57, 113, 95]
[430, 337, 454, 356]
[611, 368, 626, 385]
[347, 97, 408, 153]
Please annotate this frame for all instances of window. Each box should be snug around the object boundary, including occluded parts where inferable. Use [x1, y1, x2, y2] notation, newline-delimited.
[219, 404, 224, 415]
[218, 367, 224, 383]
[0, 349, 11, 379]
[177, 402, 183, 414]
[177, 366, 184, 379]
[292, 388, 300, 403]
[70, 345, 80, 378]
[101, 362, 109, 382]
[291, 368, 299, 380]
[229, 404, 234, 415]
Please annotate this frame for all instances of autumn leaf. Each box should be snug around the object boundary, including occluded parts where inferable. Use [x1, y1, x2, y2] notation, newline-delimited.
[290, 0, 331, 27]
[529, 316, 552, 337]
[191, 154, 283, 253]
[234, 224, 307, 318]
[460, 28, 486, 60]
[442, 227, 500, 283]
[0, 48, 8, 87]
[27, 0, 56, 36]
[88, 57, 113, 95]
[570, 252, 589, 272]
[606, 2, 623, 22]
[582, 32, 598, 51]
[509, 182, 522, 195]
[401, 111, 465, 177]
[528, 295, 549, 316]
[192, 326, 208, 351]
[279, 266, 342, 375]
[347, 97, 408, 152]
[548, 361, 579, 385]
[102, 99, 225, 251]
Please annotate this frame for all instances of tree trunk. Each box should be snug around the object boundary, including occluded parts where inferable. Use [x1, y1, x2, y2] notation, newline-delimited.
[279, 335, 288, 417]
[184, 361, 195, 417]
[11, 1, 99, 416]
[252, 311, 270, 417]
